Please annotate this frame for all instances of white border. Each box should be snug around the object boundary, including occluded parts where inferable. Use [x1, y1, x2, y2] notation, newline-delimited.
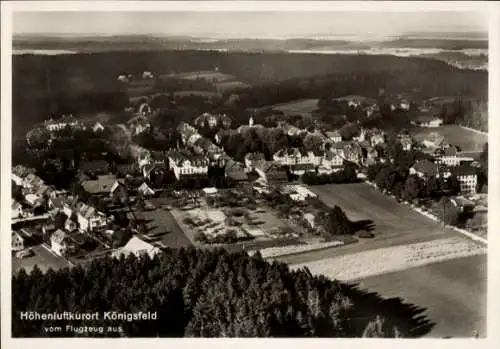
[1, 2, 499, 349]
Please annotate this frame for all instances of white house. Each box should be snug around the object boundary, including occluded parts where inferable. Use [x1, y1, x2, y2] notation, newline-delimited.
[12, 231, 25, 251]
[12, 200, 23, 219]
[143, 71, 154, 79]
[411, 116, 444, 128]
[112, 236, 161, 259]
[74, 202, 107, 232]
[24, 193, 45, 208]
[436, 146, 460, 166]
[51, 229, 71, 256]
[137, 182, 155, 197]
[452, 165, 478, 195]
[168, 150, 209, 180]
[273, 148, 323, 167]
[325, 131, 342, 143]
[65, 218, 78, 232]
[92, 122, 105, 133]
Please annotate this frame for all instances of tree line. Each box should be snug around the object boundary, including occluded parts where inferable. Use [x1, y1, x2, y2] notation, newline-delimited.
[12, 248, 434, 337]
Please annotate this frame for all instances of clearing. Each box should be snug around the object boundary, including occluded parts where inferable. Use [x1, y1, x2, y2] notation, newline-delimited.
[271, 98, 319, 116]
[410, 124, 487, 152]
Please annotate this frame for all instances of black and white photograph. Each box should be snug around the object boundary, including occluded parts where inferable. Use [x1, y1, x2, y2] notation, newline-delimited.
[1, 1, 498, 344]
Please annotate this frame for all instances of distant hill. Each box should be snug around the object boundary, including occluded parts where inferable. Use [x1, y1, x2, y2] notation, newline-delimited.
[12, 34, 488, 53]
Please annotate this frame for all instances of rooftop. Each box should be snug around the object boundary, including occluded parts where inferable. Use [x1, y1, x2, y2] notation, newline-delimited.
[412, 159, 439, 177]
[81, 175, 120, 194]
[112, 236, 161, 259]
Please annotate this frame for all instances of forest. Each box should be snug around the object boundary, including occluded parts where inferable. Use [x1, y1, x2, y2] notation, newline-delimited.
[13, 50, 487, 137]
[12, 248, 434, 338]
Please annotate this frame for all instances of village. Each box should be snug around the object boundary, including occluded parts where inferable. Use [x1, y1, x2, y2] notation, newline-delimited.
[11, 70, 488, 274]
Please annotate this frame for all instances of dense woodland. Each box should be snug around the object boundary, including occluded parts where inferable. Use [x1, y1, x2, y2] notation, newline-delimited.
[13, 248, 433, 338]
[13, 50, 487, 137]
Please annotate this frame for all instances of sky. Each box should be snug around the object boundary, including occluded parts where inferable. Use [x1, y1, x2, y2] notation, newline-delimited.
[13, 11, 488, 40]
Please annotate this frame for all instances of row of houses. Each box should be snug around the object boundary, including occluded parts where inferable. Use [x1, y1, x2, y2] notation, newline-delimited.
[410, 159, 478, 194]
[43, 115, 106, 133]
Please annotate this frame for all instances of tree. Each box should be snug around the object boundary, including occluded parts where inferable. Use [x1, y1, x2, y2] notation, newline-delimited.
[302, 134, 324, 152]
[339, 122, 360, 141]
[362, 316, 385, 338]
[402, 175, 424, 202]
[435, 197, 461, 226]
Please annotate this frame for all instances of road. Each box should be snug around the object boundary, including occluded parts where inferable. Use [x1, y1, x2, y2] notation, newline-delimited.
[12, 214, 50, 224]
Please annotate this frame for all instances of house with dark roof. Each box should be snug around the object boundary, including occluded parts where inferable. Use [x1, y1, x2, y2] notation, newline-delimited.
[290, 163, 317, 176]
[225, 159, 248, 182]
[436, 145, 460, 166]
[265, 164, 289, 182]
[214, 129, 238, 145]
[244, 152, 267, 171]
[410, 159, 439, 179]
[325, 131, 342, 143]
[81, 175, 125, 197]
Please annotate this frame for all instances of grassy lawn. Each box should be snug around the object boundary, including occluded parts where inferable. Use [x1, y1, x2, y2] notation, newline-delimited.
[410, 124, 487, 152]
[175, 71, 236, 81]
[137, 209, 193, 248]
[357, 254, 487, 338]
[173, 90, 220, 98]
[309, 183, 453, 243]
[12, 244, 71, 275]
[271, 98, 319, 116]
[214, 80, 251, 91]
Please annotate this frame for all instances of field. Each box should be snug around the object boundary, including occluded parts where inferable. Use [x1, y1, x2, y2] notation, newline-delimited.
[310, 183, 454, 242]
[172, 71, 251, 92]
[410, 124, 487, 152]
[12, 244, 71, 274]
[136, 208, 193, 248]
[173, 90, 220, 98]
[289, 236, 486, 281]
[278, 183, 465, 265]
[173, 71, 236, 82]
[271, 98, 319, 116]
[214, 80, 251, 91]
[357, 254, 487, 338]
